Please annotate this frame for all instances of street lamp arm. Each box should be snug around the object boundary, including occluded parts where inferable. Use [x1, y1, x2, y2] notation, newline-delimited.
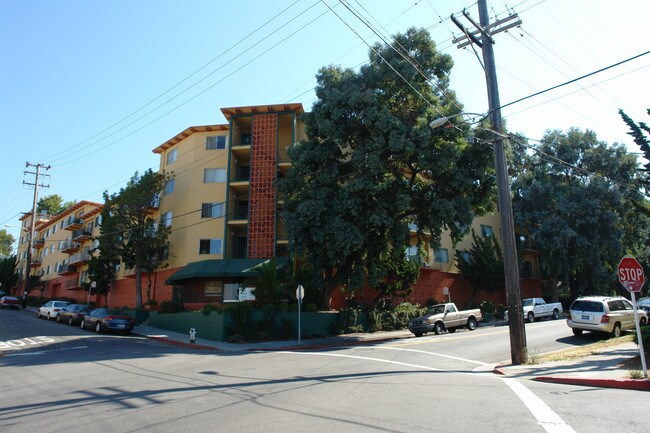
[429, 112, 487, 130]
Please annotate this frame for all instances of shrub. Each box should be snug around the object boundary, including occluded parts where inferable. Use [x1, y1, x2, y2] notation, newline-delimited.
[495, 304, 507, 320]
[225, 302, 254, 337]
[145, 299, 159, 307]
[336, 308, 362, 333]
[201, 303, 221, 316]
[279, 319, 295, 339]
[633, 324, 650, 351]
[158, 300, 185, 314]
[425, 298, 440, 307]
[254, 331, 271, 341]
[227, 334, 245, 344]
[303, 302, 318, 312]
[479, 300, 496, 315]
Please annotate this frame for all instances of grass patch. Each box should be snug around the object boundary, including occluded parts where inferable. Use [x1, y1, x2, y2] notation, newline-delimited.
[534, 334, 634, 363]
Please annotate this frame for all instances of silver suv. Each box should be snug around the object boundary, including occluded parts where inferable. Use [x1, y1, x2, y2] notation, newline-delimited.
[567, 296, 647, 338]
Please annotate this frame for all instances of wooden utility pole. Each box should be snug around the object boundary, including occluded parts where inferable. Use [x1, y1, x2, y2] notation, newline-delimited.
[22, 162, 50, 308]
[452, 0, 527, 364]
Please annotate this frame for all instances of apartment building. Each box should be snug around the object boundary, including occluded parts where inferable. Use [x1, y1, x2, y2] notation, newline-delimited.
[15, 101, 540, 309]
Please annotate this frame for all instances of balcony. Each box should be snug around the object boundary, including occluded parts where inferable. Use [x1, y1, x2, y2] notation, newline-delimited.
[34, 238, 45, 249]
[69, 252, 91, 265]
[57, 264, 77, 276]
[65, 278, 83, 290]
[60, 240, 80, 254]
[64, 218, 83, 231]
[72, 229, 93, 243]
[30, 256, 42, 267]
[123, 266, 152, 278]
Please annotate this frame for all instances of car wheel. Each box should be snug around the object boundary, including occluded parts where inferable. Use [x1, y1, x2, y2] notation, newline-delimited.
[36, 311, 41, 318]
[527, 312, 534, 323]
[56, 315, 62, 323]
[640, 317, 647, 327]
[433, 322, 444, 335]
[552, 309, 560, 320]
[467, 317, 478, 331]
[95, 322, 102, 334]
[448, 327, 456, 333]
[68, 317, 74, 326]
[46, 313, 51, 321]
[80, 320, 86, 329]
[610, 323, 622, 339]
[572, 328, 583, 336]
[414, 332, 424, 337]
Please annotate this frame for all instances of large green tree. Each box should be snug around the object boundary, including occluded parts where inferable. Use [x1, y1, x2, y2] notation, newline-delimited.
[37, 194, 75, 215]
[511, 128, 650, 301]
[0, 229, 15, 257]
[94, 170, 173, 308]
[280, 28, 495, 309]
[456, 230, 505, 296]
[0, 255, 18, 293]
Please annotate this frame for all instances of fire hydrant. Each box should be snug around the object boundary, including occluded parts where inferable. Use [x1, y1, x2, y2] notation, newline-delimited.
[189, 328, 197, 344]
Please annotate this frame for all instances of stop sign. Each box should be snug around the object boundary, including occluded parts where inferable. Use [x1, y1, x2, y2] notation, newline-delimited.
[617, 257, 645, 293]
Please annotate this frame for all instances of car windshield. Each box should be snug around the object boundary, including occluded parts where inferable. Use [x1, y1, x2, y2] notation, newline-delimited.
[637, 299, 650, 307]
[523, 299, 534, 307]
[106, 309, 128, 316]
[426, 305, 446, 315]
[571, 300, 604, 313]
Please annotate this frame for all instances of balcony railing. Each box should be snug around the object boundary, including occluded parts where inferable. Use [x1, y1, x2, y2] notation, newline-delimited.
[60, 240, 80, 254]
[57, 264, 77, 275]
[34, 239, 45, 249]
[229, 202, 249, 221]
[64, 218, 83, 231]
[69, 252, 91, 265]
[72, 229, 93, 243]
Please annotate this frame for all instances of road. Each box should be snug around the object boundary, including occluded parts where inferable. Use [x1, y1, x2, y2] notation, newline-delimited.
[0, 308, 645, 433]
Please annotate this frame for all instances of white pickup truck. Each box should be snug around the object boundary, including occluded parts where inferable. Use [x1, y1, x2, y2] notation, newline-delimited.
[408, 303, 482, 336]
[505, 297, 563, 323]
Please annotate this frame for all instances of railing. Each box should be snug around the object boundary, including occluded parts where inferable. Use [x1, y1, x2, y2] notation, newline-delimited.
[64, 218, 83, 229]
[229, 202, 249, 220]
[60, 239, 80, 253]
[57, 264, 77, 275]
[69, 252, 91, 265]
[72, 229, 93, 241]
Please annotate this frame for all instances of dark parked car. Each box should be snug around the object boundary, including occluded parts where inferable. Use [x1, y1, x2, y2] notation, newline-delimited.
[80, 308, 135, 334]
[0, 296, 20, 310]
[637, 297, 650, 316]
[57, 304, 93, 325]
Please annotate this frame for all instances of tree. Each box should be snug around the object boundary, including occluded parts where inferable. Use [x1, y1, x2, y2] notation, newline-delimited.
[280, 28, 495, 309]
[456, 230, 505, 296]
[0, 255, 18, 293]
[511, 128, 650, 301]
[0, 229, 15, 257]
[95, 170, 173, 308]
[37, 194, 75, 215]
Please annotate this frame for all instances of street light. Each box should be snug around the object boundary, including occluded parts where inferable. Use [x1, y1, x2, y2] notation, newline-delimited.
[428, 112, 487, 130]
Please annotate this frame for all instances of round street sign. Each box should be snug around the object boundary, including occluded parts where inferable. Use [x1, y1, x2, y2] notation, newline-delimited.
[617, 257, 645, 293]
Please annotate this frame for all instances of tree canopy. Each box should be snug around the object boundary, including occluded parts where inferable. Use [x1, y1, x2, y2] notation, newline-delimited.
[456, 229, 505, 295]
[511, 128, 650, 300]
[90, 169, 173, 308]
[280, 28, 495, 309]
[0, 229, 15, 257]
[37, 194, 75, 215]
[0, 255, 18, 292]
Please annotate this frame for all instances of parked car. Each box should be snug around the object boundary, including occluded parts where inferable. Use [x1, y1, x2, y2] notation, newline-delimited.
[36, 300, 71, 320]
[408, 303, 482, 336]
[0, 296, 20, 310]
[80, 308, 135, 334]
[567, 296, 648, 338]
[636, 297, 650, 316]
[57, 304, 93, 325]
[505, 297, 563, 323]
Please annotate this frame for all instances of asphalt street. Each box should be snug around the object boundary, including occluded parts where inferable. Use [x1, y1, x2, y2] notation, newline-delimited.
[0, 308, 646, 433]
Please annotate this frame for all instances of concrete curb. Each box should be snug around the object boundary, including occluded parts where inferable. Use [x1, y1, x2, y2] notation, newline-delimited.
[141, 335, 219, 351]
[249, 336, 404, 352]
[533, 376, 650, 391]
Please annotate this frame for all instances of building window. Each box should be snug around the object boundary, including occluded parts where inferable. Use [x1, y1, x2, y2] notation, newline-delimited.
[458, 251, 472, 264]
[405, 245, 419, 261]
[481, 225, 494, 237]
[435, 248, 449, 263]
[161, 211, 172, 227]
[206, 136, 227, 150]
[163, 179, 175, 195]
[204, 281, 223, 297]
[166, 148, 178, 165]
[203, 168, 226, 183]
[52, 224, 57, 234]
[201, 202, 225, 218]
[199, 239, 223, 255]
[241, 133, 252, 145]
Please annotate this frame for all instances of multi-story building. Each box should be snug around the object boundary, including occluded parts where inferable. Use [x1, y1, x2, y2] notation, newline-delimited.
[15, 101, 540, 309]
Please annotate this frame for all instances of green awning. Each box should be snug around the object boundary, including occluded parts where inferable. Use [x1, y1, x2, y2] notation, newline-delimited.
[165, 258, 288, 284]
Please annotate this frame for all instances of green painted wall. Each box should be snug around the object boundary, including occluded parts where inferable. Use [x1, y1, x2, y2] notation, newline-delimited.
[149, 311, 226, 341]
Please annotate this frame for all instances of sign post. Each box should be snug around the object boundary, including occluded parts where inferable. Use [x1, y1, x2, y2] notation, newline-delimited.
[617, 256, 647, 378]
[296, 285, 304, 344]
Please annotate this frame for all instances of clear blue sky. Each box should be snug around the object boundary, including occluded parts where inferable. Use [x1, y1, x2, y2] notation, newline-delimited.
[1, 0, 649, 248]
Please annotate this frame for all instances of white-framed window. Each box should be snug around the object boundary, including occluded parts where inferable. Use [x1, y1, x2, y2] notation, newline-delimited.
[201, 203, 225, 218]
[52, 224, 57, 234]
[203, 168, 226, 183]
[204, 281, 223, 297]
[166, 148, 178, 165]
[199, 239, 223, 255]
[206, 136, 228, 150]
[434, 248, 449, 263]
[161, 211, 172, 227]
[163, 179, 175, 195]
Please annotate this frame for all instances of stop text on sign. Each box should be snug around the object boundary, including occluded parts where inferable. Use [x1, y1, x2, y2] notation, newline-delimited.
[619, 268, 644, 282]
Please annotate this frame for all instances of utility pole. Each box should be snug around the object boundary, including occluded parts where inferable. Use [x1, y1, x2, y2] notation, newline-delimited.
[451, 0, 527, 364]
[22, 162, 50, 308]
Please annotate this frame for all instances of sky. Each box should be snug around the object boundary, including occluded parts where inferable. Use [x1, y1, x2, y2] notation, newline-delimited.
[1, 0, 649, 248]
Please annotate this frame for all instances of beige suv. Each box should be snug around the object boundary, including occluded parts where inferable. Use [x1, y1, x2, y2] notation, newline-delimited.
[567, 296, 647, 338]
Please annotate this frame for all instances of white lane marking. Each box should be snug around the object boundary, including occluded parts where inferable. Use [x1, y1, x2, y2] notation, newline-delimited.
[373, 346, 489, 366]
[280, 351, 576, 433]
[501, 378, 577, 433]
[279, 351, 443, 371]
[3, 345, 88, 357]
